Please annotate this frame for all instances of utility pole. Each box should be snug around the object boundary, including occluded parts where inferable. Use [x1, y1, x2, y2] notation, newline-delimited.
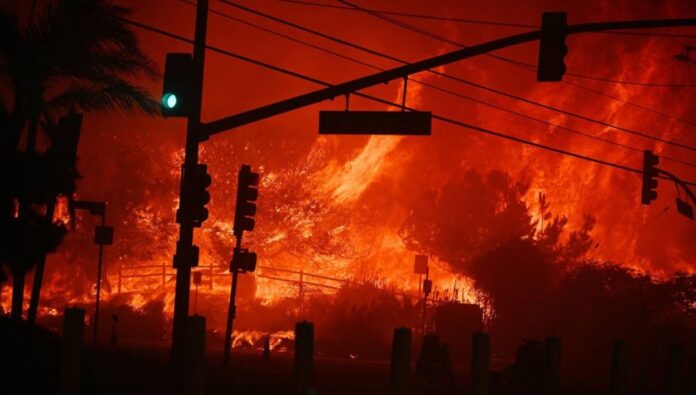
[170, 0, 208, 368]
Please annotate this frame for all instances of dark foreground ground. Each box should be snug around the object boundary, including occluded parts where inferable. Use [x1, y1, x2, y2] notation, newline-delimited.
[1, 318, 689, 394]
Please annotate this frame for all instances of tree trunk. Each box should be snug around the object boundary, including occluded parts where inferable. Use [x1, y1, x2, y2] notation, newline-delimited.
[27, 199, 56, 324]
[27, 258, 46, 324]
[11, 271, 25, 320]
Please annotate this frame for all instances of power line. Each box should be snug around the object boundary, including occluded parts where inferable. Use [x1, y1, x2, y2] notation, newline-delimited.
[182, 0, 379, 70]
[276, 1, 696, 127]
[337, 0, 696, 88]
[561, 79, 696, 127]
[192, 1, 696, 169]
[606, 30, 696, 39]
[606, 201, 673, 262]
[219, 0, 696, 153]
[115, 13, 696, 186]
[500, 55, 696, 88]
[274, 0, 537, 28]
[107, 15, 328, 87]
[276, 0, 696, 39]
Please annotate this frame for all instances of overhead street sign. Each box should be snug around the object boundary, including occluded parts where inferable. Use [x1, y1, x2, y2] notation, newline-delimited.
[319, 111, 431, 135]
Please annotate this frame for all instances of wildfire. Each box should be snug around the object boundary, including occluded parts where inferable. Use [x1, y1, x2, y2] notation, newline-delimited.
[231, 330, 295, 351]
[1, 0, 693, 350]
[52, 196, 72, 226]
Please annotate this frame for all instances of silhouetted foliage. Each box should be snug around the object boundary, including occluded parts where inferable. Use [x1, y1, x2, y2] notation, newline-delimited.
[400, 169, 535, 272]
[0, 0, 158, 319]
[400, 169, 694, 371]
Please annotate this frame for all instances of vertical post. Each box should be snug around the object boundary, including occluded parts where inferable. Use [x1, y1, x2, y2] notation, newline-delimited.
[194, 283, 199, 315]
[222, 241, 240, 366]
[117, 260, 122, 294]
[184, 316, 206, 395]
[262, 334, 271, 362]
[93, 212, 105, 346]
[59, 307, 84, 395]
[171, 0, 208, 367]
[472, 332, 490, 395]
[609, 341, 628, 395]
[667, 344, 685, 395]
[389, 327, 411, 395]
[544, 336, 562, 395]
[299, 269, 304, 317]
[295, 321, 314, 393]
[421, 268, 429, 335]
[209, 264, 213, 290]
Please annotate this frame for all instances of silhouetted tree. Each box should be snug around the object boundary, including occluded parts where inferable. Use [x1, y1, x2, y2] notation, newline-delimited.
[554, 262, 695, 372]
[0, 0, 158, 321]
[400, 169, 535, 273]
[467, 239, 559, 352]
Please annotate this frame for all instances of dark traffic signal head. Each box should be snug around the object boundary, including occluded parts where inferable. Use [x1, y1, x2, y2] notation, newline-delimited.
[537, 12, 568, 82]
[174, 241, 200, 268]
[162, 53, 193, 117]
[233, 165, 259, 237]
[641, 150, 659, 205]
[231, 248, 257, 273]
[177, 163, 211, 227]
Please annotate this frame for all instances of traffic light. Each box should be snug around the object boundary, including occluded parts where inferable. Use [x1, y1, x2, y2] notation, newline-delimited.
[233, 165, 259, 237]
[641, 150, 659, 205]
[174, 241, 200, 268]
[231, 248, 257, 273]
[177, 163, 211, 227]
[161, 53, 193, 117]
[537, 12, 568, 82]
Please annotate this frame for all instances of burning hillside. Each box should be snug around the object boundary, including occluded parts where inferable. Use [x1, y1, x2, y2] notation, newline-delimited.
[1, 0, 695, 362]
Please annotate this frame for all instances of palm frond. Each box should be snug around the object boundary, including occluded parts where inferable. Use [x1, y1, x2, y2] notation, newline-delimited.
[50, 47, 159, 82]
[28, 0, 158, 83]
[45, 78, 160, 117]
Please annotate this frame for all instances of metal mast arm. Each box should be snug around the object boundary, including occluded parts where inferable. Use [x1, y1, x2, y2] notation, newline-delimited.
[201, 18, 696, 137]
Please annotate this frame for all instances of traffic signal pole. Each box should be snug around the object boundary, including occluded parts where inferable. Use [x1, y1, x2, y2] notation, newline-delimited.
[171, 0, 208, 368]
[222, 235, 242, 365]
[222, 165, 259, 365]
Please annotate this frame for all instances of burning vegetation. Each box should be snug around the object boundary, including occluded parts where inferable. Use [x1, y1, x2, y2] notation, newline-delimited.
[0, 0, 695, 387]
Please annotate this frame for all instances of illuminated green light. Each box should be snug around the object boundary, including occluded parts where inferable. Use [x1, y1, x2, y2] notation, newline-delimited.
[162, 93, 178, 109]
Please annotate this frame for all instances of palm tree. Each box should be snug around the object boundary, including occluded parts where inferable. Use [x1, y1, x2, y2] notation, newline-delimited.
[0, 0, 160, 321]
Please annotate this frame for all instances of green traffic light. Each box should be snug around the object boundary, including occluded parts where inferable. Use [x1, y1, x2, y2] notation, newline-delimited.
[162, 93, 178, 109]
